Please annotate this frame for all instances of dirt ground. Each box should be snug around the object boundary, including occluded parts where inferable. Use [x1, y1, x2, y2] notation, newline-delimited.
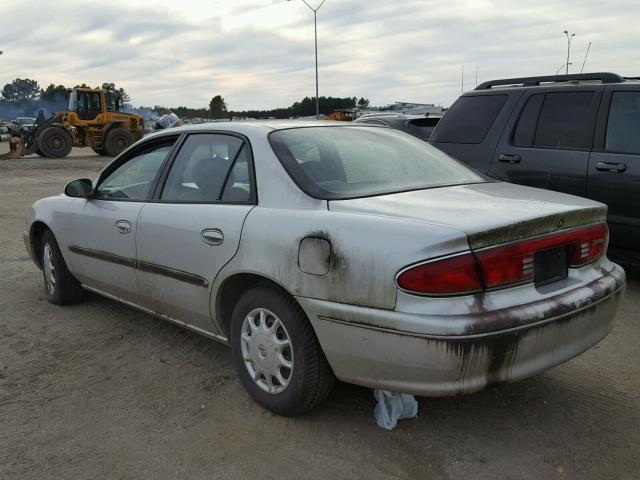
[1, 145, 639, 480]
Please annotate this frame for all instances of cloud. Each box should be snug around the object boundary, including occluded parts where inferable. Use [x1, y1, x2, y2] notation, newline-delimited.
[0, 0, 638, 110]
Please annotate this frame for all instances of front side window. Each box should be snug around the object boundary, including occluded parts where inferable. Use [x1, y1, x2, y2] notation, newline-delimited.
[161, 134, 253, 203]
[430, 95, 507, 144]
[270, 126, 484, 200]
[513, 94, 544, 146]
[606, 92, 640, 155]
[96, 141, 175, 200]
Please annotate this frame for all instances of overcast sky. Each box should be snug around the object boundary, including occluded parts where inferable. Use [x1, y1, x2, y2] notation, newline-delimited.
[1, 0, 639, 110]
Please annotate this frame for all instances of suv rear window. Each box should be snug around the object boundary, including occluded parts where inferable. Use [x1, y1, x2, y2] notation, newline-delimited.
[269, 126, 484, 200]
[430, 95, 507, 144]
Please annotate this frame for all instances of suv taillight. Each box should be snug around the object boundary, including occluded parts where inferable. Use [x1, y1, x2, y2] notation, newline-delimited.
[397, 223, 608, 295]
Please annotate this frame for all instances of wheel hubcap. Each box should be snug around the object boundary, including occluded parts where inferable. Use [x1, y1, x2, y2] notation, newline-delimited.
[43, 242, 56, 295]
[240, 308, 293, 394]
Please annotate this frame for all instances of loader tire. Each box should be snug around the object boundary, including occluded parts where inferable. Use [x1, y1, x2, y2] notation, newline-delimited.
[104, 128, 134, 157]
[38, 127, 72, 158]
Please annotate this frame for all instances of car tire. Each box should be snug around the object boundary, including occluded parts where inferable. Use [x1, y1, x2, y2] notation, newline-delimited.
[41, 230, 83, 305]
[38, 127, 73, 158]
[230, 285, 334, 416]
[104, 128, 134, 156]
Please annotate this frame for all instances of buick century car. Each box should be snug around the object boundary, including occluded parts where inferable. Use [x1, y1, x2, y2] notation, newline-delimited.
[24, 122, 626, 415]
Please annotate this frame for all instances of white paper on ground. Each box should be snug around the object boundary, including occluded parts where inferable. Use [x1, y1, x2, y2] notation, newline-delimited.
[373, 389, 418, 430]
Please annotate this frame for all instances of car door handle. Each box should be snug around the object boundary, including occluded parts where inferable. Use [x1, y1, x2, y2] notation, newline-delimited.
[201, 228, 224, 245]
[115, 220, 131, 234]
[498, 154, 522, 163]
[595, 161, 627, 173]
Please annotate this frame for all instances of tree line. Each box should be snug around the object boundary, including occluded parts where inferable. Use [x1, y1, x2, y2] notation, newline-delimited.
[0, 77, 370, 121]
[148, 95, 370, 119]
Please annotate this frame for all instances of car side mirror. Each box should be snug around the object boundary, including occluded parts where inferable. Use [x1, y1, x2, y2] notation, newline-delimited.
[64, 178, 93, 198]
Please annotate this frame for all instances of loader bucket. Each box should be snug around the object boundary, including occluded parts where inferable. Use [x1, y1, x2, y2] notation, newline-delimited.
[0, 136, 24, 159]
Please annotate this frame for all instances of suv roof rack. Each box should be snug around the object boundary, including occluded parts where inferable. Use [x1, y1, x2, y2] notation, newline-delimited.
[475, 72, 624, 90]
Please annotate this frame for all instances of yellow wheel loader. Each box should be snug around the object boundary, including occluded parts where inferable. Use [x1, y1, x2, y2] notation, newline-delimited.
[21, 83, 144, 158]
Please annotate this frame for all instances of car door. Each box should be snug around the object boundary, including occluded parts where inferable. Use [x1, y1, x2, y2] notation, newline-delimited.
[588, 89, 640, 255]
[65, 136, 179, 302]
[490, 90, 601, 197]
[136, 133, 256, 334]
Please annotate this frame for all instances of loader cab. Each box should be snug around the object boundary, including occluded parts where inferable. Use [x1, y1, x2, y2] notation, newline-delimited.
[68, 88, 103, 120]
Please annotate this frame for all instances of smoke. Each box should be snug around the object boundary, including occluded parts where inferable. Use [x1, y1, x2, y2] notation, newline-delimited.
[122, 105, 158, 119]
[0, 97, 67, 121]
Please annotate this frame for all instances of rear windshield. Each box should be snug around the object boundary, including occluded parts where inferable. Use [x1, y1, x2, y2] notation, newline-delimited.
[269, 126, 484, 200]
[430, 94, 507, 144]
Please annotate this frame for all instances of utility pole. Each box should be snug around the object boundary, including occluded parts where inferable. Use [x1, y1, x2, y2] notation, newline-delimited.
[563, 30, 575, 75]
[288, 0, 326, 119]
[475, 65, 478, 87]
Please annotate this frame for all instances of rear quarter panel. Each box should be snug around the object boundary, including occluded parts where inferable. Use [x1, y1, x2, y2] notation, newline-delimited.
[214, 207, 469, 311]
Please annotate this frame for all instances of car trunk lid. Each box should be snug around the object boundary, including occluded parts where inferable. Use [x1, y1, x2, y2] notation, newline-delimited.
[328, 181, 607, 250]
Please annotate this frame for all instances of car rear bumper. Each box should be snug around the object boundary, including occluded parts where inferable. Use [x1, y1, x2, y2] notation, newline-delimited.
[296, 263, 626, 396]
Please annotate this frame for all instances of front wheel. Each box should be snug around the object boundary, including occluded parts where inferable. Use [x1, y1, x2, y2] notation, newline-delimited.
[38, 127, 72, 158]
[41, 230, 83, 305]
[230, 285, 334, 416]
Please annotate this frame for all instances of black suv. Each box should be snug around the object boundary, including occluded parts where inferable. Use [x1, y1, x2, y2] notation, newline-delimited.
[429, 72, 640, 262]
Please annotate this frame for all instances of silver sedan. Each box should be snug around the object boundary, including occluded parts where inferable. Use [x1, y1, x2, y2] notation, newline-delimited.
[24, 122, 625, 415]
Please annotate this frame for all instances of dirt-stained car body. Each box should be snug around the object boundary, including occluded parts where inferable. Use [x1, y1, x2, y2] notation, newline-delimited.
[24, 122, 626, 415]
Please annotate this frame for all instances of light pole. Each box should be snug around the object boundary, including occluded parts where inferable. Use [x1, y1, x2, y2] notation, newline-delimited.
[288, 0, 326, 119]
[563, 30, 575, 75]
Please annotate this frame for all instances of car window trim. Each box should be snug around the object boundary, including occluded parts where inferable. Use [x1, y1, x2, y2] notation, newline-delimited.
[510, 93, 544, 147]
[91, 134, 184, 202]
[152, 131, 258, 206]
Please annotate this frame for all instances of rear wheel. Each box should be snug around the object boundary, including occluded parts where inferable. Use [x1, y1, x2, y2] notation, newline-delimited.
[230, 285, 334, 416]
[41, 230, 83, 305]
[104, 127, 134, 156]
[38, 127, 72, 158]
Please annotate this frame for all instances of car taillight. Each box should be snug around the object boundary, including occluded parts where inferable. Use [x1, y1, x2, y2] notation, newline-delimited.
[396, 253, 483, 295]
[397, 223, 608, 295]
[566, 223, 609, 266]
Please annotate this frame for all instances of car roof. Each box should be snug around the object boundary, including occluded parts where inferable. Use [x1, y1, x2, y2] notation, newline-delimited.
[145, 120, 370, 139]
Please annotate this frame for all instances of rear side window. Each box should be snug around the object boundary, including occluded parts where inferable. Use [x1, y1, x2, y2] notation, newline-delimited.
[535, 92, 597, 149]
[606, 92, 640, 154]
[430, 95, 507, 144]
